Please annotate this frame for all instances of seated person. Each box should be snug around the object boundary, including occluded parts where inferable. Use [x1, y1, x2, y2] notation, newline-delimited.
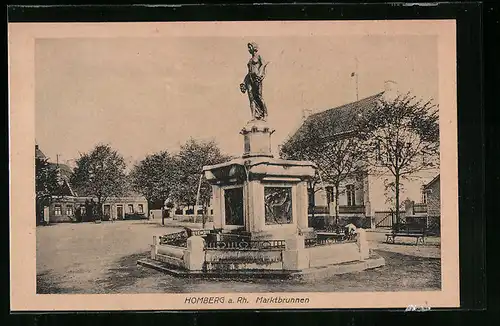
[344, 223, 357, 239]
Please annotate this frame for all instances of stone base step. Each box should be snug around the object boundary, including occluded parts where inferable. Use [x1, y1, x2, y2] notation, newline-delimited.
[137, 254, 385, 281]
[137, 258, 292, 279]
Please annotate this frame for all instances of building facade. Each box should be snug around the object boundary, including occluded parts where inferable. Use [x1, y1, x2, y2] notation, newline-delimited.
[283, 81, 439, 227]
[47, 196, 148, 223]
[423, 174, 440, 218]
[35, 145, 148, 223]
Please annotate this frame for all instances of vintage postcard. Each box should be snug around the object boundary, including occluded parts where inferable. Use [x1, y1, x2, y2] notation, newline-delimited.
[9, 20, 458, 311]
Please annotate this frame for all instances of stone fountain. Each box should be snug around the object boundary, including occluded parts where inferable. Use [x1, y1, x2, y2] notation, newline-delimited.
[138, 42, 385, 279]
[203, 118, 317, 241]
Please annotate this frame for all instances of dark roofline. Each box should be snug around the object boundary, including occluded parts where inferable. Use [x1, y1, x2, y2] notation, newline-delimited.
[35, 145, 47, 160]
[282, 92, 384, 148]
[305, 92, 384, 122]
[424, 174, 440, 189]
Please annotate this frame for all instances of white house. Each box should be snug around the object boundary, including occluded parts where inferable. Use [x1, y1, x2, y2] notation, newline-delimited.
[283, 81, 439, 227]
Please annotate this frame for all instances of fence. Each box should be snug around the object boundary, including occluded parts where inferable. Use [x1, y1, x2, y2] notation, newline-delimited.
[304, 236, 357, 248]
[338, 205, 366, 214]
[373, 211, 408, 228]
[204, 239, 286, 251]
[308, 215, 371, 230]
[159, 231, 189, 247]
[173, 215, 214, 223]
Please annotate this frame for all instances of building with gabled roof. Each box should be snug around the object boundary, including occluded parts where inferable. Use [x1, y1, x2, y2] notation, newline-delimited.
[35, 144, 148, 223]
[289, 92, 384, 143]
[422, 174, 440, 217]
[282, 81, 439, 228]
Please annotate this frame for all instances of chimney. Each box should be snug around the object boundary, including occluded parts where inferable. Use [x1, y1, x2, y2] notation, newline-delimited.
[382, 80, 398, 102]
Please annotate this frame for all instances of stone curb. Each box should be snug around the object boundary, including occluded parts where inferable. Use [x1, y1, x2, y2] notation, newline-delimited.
[137, 255, 386, 281]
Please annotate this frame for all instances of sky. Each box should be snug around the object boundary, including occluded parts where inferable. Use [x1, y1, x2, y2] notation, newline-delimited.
[35, 35, 438, 168]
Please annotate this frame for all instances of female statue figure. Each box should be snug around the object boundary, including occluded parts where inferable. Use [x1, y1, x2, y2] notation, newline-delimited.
[240, 42, 269, 120]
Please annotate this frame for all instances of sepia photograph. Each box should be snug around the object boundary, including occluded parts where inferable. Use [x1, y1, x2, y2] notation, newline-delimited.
[9, 20, 459, 310]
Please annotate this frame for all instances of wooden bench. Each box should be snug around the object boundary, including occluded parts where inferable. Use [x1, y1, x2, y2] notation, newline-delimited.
[385, 223, 427, 245]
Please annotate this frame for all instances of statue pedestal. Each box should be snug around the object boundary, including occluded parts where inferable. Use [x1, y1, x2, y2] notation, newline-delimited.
[240, 119, 275, 158]
[203, 119, 317, 241]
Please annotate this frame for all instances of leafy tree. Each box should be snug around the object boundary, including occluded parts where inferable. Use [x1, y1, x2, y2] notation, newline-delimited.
[359, 92, 439, 224]
[70, 144, 128, 220]
[172, 138, 231, 225]
[280, 118, 366, 225]
[129, 151, 177, 220]
[35, 155, 62, 224]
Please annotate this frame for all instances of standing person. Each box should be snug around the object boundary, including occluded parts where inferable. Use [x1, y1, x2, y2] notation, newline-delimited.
[43, 206, 50, 225]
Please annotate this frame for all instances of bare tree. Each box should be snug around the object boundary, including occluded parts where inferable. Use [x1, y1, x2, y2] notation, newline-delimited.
[280, 117, 366, 225]
[359, 92, 439, 224]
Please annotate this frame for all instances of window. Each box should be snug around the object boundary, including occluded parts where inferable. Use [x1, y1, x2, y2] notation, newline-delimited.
[422, 191, 428, 204]
[128, 204, 134, 213]
[54, 204, 62, 216]
[138, 204, 144, 214]
[103, 205, 111, 217]
[66, 205, 74, 216]
[264, 187, 293, 225]
[326, 186, 334, 204]
[346, 185, 355, 206]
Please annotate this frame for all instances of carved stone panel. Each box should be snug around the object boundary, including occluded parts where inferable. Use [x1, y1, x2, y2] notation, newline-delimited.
[264, 186, 293, 225]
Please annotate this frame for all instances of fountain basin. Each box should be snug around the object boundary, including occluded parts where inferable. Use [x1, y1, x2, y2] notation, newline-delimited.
[140, 230, 385, 279]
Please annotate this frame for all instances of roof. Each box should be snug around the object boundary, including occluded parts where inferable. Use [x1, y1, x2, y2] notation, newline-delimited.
[423, 174, 440, 190]
[49, 163, 73, 179]
[286, 92, 384, 144]
[35, 145, 47, 160]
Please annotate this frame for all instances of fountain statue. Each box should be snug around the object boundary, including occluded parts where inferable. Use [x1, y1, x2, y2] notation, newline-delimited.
[240, 42, 269, 121]
[140, 42, 385, 279]
[202, 42, 318, 240]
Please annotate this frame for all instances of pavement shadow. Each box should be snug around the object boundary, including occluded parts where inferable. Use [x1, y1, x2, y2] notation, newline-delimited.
[37, 270, 79, 294]
[96, 251, 157, 292]
[332, 249, 442, 291]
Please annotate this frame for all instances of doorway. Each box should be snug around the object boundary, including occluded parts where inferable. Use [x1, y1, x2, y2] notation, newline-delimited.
[103, 205, 111, 220]
[116, 205, 124, 220]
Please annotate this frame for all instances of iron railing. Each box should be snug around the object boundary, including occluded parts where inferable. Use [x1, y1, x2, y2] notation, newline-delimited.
[191, 229, 212, 237]
[159, 231, 188, 247]
[204, 239, 286, 251]
[338, 205, 366, 214]
[305, 236, 357, 248]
